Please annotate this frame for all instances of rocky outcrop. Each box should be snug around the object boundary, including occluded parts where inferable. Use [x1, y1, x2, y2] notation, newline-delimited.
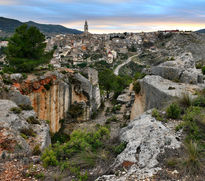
[139, 75, 203, 110]
[0, 99, 50, 159]
[97, 111, 181, 181]
[144, 52, 204, 84]
[0, 68, 101, 133]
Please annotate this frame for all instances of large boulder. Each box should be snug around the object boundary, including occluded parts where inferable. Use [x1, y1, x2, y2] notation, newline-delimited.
[139, 75, 203, 110]
[0, 100, 51, 158]
[145, 52, 204, 84]
[97, 111, 181, 181]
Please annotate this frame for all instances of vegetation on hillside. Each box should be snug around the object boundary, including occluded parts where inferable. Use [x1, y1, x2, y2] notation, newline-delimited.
[41, 125, 126, 180]
[0, 17, 82, 35]
[153, 91, 205, 178]
[5, 24, 53, 72]
[98, 68, 132, 98]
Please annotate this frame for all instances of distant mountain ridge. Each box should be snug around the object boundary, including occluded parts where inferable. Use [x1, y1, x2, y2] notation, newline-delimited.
[196, 29, 205, 33]
[0, 17, 82, 35]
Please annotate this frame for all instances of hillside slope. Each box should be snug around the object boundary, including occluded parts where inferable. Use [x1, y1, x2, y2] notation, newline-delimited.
[0, 17, 82, 35]
[196, 29, 205, 33]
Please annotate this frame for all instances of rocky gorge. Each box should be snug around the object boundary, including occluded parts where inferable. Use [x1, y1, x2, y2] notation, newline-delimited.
[1, 32, 205, 181]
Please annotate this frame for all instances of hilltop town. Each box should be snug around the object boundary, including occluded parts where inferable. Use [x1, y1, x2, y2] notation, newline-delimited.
[1, 20, 205, 181]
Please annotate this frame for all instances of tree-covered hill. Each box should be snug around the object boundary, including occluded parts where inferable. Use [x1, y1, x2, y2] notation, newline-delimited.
[0, 17, 82, 36]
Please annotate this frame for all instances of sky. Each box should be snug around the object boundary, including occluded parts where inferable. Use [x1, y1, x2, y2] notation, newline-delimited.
[0, 0, 205, 34]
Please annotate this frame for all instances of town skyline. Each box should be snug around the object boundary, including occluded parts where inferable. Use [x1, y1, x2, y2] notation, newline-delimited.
[0, 0, 205, 33]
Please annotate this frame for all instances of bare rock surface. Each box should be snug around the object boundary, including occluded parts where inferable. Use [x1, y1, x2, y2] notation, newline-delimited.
[140, 75, 204, 110]
[0, 99, 51, 158]
[146, 52, 204, 84]
[97, 111, 181, 181]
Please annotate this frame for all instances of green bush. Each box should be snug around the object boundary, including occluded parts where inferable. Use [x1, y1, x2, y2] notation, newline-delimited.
[192, 96, 205, 107]
[19, 104, 33, 110]
[179, 94, 192, 108]
[112, 105, 121, 113]
[182, 140, 202, 175]
[10, 107, 22, 114]
[166, 103, 181, 119]
[34, 173, 45, 179]
[32, 145, 41, 155]
[26, 116, 40, 124]
[134, 72, 146, 80]
[175, 122, 185, 132]
[166, 158, 178, 168]
[42, 126, 110, 168]
[113, 142, 127, 155]
[44, 80, 53, 90]
[41, 148, 58, 168]
[202, 66, 205, 75]
[196, 63, 203, 69]
[20, 127, 36, 137]
[51, 131, 69, 144]
[152, 108, 164, 122]
[133, 81, 141, 94]
[106, 116, 119, 124]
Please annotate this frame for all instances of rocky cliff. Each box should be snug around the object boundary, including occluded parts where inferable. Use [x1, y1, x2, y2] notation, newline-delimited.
[0, 99, 51, 159]
[0, 68, 101, 133]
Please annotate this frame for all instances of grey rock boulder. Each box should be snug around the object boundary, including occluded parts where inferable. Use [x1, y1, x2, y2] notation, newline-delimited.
[97, 111, 181, 181]
[146, 52, 204, 84]
[0, 99, 51, 157]
[140, 75, 203, 110]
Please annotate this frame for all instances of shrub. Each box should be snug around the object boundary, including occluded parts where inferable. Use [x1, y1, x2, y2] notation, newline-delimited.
[196, 63, 203, 69]
[68, 103, 84, 118]
[182, 140, 202, 175]
[32, 145, 41, 155]
[201, 66, 205, 75]
[112, 105, 121, 113]
[166, 103, 181, 119]
[41, 126, 110, 168]
[10, 107, 22, 114]
[44, 81, 53, 90]
[179, 94, 192, 108]
[20, 133, 28, 139]
[183, 106, 201, 122]
[20, 128, 36, 137]
[113, 142, 127, 155]
[26, 116, 40, 124]
[106, 116, 119, 124]
[51, 131, 69, 144]
[192, 96, 205, 107]
[152, 108, 164, 122]
[175, 122, 185, 132]
[41, 148, 58, 168]
[134, 72, 146, 80]
[3, 78, 12, 84]
[133, 81, 141, 94]
[22, 73, 28, 80]
[19, 104, 33, 110]
[166, 158, 178, 168]
[34, 173, 45, 179]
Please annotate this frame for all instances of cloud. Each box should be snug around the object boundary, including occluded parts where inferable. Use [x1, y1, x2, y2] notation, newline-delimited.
[0, 0, 205, 33]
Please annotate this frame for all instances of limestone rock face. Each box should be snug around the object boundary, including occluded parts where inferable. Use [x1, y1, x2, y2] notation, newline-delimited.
[139, 75, 203, 110]
[97, 112, 181, 181]
[145, 52, 204, 84]
[1, 68, 101, 133]
[0, 100, 51, 158]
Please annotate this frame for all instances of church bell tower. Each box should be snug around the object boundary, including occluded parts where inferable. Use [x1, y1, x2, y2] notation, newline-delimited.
[84, 20, 88, 34]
